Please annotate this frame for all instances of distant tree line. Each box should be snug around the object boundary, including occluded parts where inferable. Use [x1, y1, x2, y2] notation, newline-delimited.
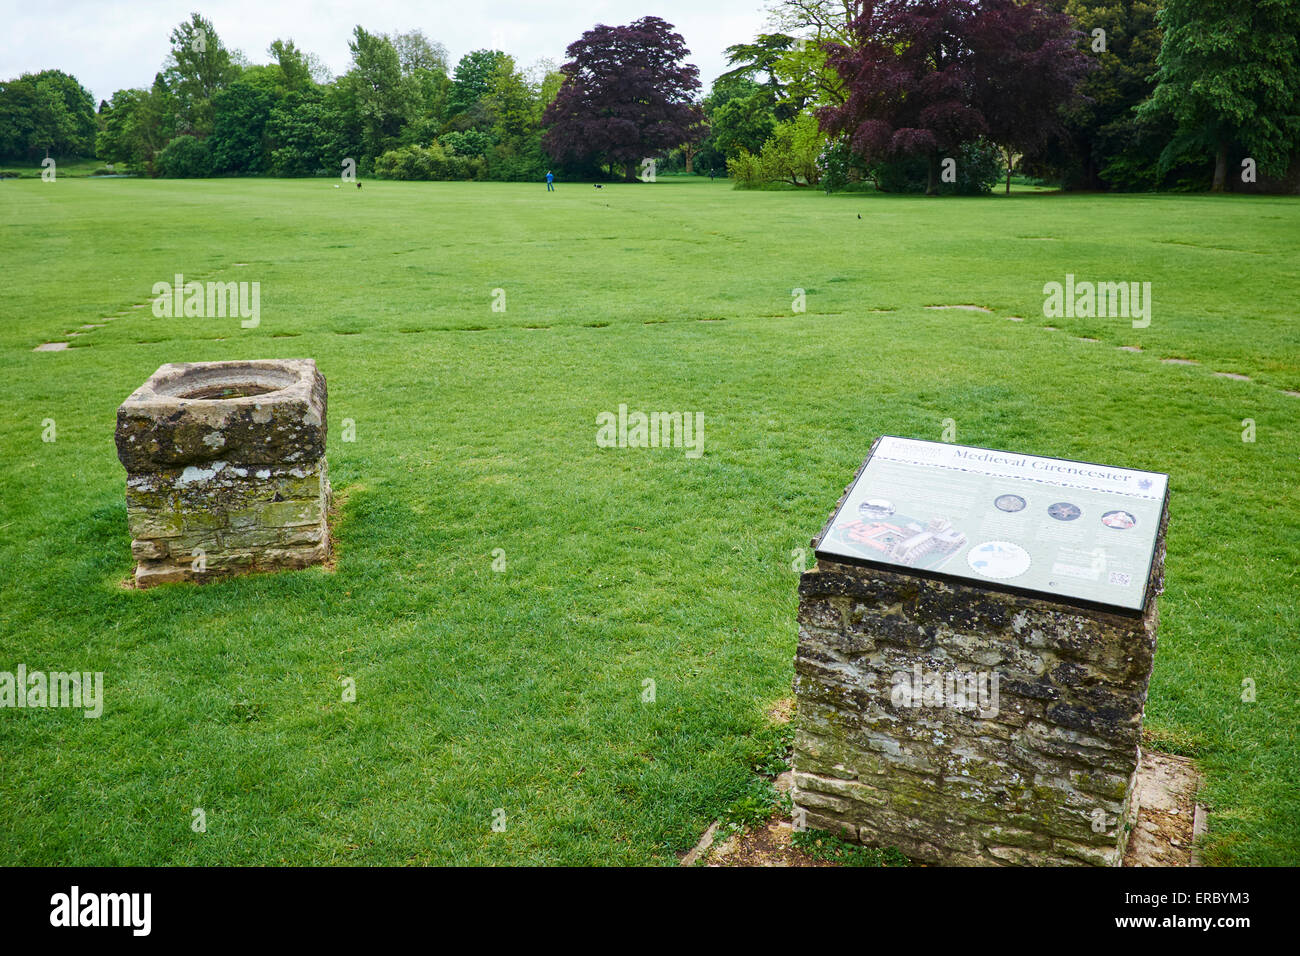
[2, 2, 1297, 191]
[0, 12, 706, 184]
[694, 0, 1300, 193]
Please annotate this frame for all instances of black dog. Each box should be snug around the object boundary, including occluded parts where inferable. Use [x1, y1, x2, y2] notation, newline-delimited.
[593, 184, 603, 189]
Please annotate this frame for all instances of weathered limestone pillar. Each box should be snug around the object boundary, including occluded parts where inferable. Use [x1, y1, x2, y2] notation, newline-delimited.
[115, 359, 330, 587]
[791, 437, 1168, 866]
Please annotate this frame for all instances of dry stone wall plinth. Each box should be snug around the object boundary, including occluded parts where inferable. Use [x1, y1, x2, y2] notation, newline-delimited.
[792, 450, 1167, 866]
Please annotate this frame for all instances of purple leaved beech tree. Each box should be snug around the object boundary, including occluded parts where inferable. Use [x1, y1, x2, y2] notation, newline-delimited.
[819, 0, 1091, 195]
[820, 0, 986, 195]
[542, 16, 704, 182]
[968, 0, 1094, 194]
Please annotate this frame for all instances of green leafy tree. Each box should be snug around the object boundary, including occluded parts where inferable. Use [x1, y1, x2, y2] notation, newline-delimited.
[479, 58, 549, 180]
[710, 80, 779, 159]
[209, 79, 277, 172]
[268, 39, 317, 93]
[0, 70, 97, 159]
[163, 13, 239, 136]
[387, 29, 452, 144]
[334, 26, 412, 163]
[448, 50, 514, 118]
[728, 1, 861, 111]
[1033, 0, 1163, 189]
[1143, 0, 1300, 190]
[266, 89, 335, 176]
[390, 30, 450, 76]
[441, 128, 495, 163]
[95, 76, 178, 173]
[726, 113, 825, 187]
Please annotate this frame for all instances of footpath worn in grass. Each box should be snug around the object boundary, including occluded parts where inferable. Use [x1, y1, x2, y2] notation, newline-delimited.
[0, 177, 1296, 865]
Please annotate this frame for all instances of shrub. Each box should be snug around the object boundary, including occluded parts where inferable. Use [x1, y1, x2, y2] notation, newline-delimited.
[727, 150, 766, 188]
[155, 136, 213, 178]
[871, 140, 1002, 195]
[727, 116, 825, 189]
[373, 142, 484, 181]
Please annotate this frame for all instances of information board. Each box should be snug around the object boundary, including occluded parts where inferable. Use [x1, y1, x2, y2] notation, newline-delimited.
[814, 437, 1169, 612]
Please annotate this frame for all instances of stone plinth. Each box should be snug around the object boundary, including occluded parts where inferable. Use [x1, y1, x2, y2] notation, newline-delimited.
[791, 512, 1166, 866]
[115, 359, 330, 587]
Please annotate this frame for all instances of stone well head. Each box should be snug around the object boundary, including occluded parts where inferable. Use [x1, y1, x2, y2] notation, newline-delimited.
[116, 359, 330, 588]
[116, 359, 326, 472]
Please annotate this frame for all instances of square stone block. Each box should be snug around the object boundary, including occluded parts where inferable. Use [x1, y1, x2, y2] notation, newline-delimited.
[115, 359, 326, 472]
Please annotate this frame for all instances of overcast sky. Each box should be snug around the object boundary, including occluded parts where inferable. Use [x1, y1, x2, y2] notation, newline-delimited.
[1, 1, 771, 105]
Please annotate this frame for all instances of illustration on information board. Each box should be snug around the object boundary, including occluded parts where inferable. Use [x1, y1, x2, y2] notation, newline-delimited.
[1048, 502, 1082, 521]
[967, 541, 1032, 579]
[831, 512, 967, 571]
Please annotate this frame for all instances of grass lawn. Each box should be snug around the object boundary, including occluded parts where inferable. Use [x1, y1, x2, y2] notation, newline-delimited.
[0, 175, 1296, 865]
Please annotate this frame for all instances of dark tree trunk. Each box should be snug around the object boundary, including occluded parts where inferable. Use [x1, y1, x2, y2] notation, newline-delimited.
[926, 153, 939, 195]
[624, 162, 636, 182]
[1212, 139, 1228, 192]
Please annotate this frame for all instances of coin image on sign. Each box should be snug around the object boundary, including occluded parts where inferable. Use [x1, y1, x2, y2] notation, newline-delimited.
[858, 498, 895, 519]
[966, 541, 1031, 579]
[1047, 501, 1081, 521]
[1101, 509, 1136, 530]
[994, 494, 1027, 513]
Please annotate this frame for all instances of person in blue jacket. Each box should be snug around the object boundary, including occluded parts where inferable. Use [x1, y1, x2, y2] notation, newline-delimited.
[545, 171, 554, 191]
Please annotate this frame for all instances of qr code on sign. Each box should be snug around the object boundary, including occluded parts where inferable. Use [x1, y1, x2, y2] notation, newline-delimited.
[1109, 571, 1132, 587]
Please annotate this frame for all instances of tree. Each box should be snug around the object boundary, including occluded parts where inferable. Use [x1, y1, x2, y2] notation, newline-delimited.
[819, 0, 987, 195]
[95, 77, 178, 174]
[542, 16, 704, 181]
[720, 33, 807, 118]
[968, 0, 1094, 193]
[163, 13, 239, 136]
[448, 50, 514, 118]
[334, 26, 411, 163]
[266, 89, 335, 176]
[155, 134, 213, 177]
[1033, 0, 1164, 190]
[679, 117, 709, 173]
[209, 79, 277, 173]
[482, 57, 549, 180]
[0, 71, 97, 160]
[741, 1, 863, 109]
[268, 39, 317, 93]
[819, 0, 1090, 195]
[1143, 0, 1300, 191]
[390, 30, 450, 77]
[709, 79, 779, 159]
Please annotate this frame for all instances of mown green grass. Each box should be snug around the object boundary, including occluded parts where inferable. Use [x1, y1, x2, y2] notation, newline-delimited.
[0, 176, 1296, 865]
